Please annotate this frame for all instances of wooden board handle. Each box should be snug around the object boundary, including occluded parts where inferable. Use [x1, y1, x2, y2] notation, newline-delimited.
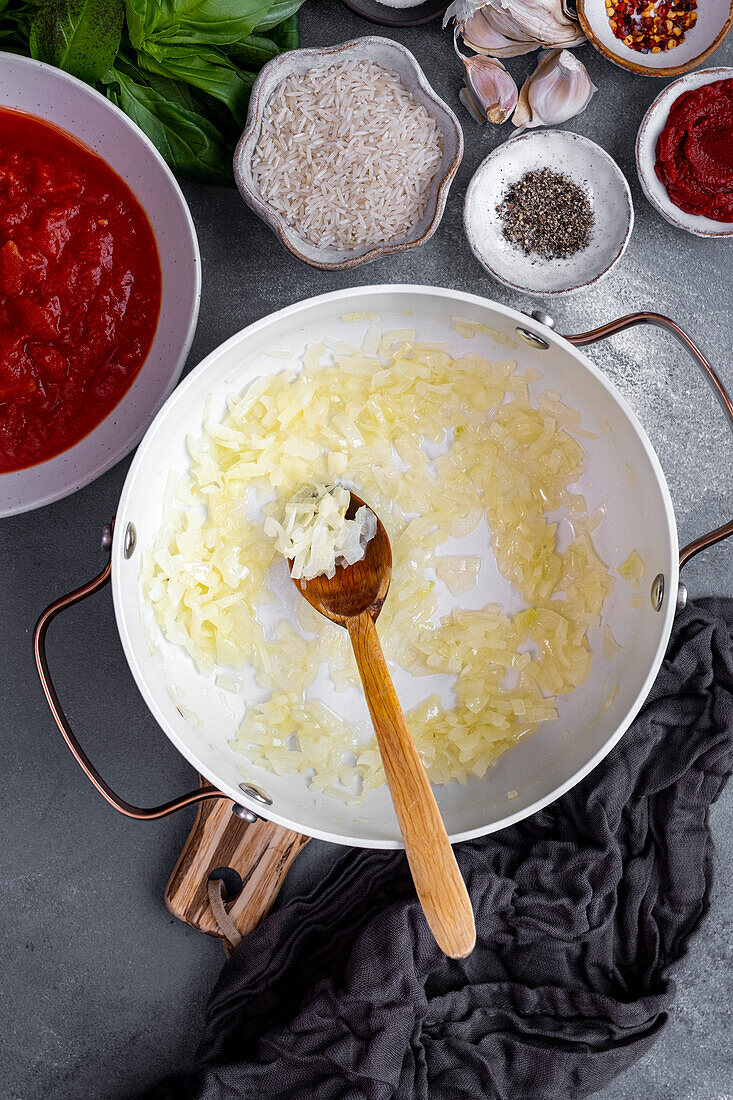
[348, 613, 476, 959]
[165, 783, 310, 942]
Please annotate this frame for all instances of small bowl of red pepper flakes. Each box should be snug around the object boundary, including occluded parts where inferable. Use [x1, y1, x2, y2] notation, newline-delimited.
[577, 0, 733, 75]
[607, 0, 697, 54]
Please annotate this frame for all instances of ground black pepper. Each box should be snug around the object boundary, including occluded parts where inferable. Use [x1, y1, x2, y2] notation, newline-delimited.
[497, 169, 594, 260]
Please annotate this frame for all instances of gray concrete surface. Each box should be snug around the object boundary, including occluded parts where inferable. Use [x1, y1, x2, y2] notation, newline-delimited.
[1, 2, 732, 1097]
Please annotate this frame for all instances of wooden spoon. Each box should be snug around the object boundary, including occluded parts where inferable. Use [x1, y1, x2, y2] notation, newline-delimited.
[290, 493, 476, 959]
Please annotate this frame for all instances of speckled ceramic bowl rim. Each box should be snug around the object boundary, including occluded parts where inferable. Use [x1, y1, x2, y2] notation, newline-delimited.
[463, 131, 634, 297]
[233, 37, 464, 271]
[635, 66, 733, 237]
[577, 0, 733, 76]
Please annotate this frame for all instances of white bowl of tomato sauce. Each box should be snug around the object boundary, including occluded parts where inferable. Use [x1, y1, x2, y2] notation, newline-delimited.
[0, 52, 200, 517]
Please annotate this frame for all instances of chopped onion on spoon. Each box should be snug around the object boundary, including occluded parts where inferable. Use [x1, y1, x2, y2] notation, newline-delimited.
[265, 483, 377, 581]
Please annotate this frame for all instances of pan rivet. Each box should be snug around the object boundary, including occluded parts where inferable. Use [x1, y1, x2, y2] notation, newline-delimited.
[124, 522, 137, 560]
[515, 326, 550, 350]
[676, 582, 688, 612]
[651, 573, 665, 611]
[239, 782, 273, 806]
[101, 524, 113, 552]
[531, 310, 555, 329]
[231, 804, 258, 824]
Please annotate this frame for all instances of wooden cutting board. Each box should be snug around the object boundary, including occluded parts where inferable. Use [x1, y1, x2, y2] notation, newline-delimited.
[166, 780, 310, 942]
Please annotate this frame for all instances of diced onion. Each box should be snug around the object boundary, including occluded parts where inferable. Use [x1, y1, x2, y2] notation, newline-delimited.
[452, 317, 517, 348]
[602, 625, 623, 659]
[434, 555, 481, 595]
[618, 550, 645, 588]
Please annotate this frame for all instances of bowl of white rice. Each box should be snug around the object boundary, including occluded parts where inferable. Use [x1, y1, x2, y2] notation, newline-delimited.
[234, 37, 463, 270]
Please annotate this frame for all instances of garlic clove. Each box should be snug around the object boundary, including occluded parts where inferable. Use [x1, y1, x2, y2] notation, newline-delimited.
[512, 48, 596, 131]
[465, 55, 519, 122]
[454, 40, 518, 124]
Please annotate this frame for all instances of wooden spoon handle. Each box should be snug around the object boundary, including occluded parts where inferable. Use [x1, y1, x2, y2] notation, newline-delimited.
[347, 612, 476, 959]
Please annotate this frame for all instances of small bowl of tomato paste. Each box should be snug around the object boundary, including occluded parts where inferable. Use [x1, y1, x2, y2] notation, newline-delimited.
[0, 53, 200, 517]
[636, 66, 733, 237]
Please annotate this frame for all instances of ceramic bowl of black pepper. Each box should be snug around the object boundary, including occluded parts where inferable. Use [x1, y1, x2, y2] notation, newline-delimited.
[463, 130, 634, 297]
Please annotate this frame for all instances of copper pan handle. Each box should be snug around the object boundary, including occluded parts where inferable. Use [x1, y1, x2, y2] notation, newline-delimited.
[534, 310, 733, 569]
[33, 531, 225, 820]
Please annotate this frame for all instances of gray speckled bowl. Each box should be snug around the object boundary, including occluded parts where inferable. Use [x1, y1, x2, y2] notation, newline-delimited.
[463, 130, 634, 297]
[233, 37, 463, 271]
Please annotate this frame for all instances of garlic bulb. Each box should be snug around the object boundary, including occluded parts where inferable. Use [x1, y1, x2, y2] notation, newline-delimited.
[512, 48, 596, 130]
[455, 41, 518, 123]
[444, 0, 586, 57]
[461, 6, 537, 54]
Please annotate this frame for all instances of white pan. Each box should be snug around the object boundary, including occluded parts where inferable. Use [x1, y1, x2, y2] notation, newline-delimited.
[36, 287, 733, 852]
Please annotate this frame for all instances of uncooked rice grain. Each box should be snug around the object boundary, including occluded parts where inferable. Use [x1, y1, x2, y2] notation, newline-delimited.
[251, 60, 444, 250]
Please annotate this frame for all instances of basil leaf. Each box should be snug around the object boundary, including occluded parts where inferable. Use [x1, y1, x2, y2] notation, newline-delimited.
[223, 33, 279, 68]
[126, 0, 279, 49]
[251, 0, 302, 34]
[137, 42, 253, 126]
[123, 0, 149, 48]
[268, 10, 298, 51]
[30, 0, 124, 84]
[104, 64, 233, 182]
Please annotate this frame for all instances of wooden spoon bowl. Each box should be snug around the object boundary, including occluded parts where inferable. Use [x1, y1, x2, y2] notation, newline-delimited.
[291, 493, 391, 621]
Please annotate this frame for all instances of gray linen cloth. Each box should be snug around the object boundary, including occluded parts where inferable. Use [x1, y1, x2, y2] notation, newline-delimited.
[147, 598, 733, 1100]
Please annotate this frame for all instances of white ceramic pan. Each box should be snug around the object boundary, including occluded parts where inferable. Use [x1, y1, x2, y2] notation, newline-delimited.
[35, 287, 733, 853]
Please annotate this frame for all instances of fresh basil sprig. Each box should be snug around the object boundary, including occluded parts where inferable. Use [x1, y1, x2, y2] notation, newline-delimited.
[0, 0, 304, 182]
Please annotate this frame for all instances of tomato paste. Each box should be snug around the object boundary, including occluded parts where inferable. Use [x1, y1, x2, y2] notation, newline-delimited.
[0, 108, 161, 473]
[655, 78, 733, 223]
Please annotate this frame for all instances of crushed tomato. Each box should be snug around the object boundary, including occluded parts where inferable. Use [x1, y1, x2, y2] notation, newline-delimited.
[0, 108, 162, 473]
